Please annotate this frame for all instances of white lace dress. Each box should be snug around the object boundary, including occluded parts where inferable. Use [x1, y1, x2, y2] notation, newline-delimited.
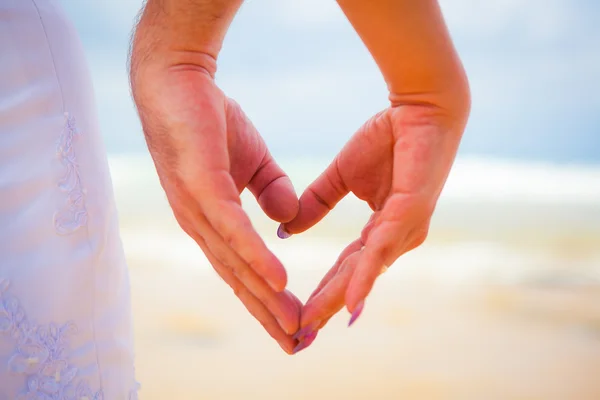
[0, 0, 138, 398]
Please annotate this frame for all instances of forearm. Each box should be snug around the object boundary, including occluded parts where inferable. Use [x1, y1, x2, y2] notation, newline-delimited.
[131, 0, 243, 77]
[336, 0, 470, 117]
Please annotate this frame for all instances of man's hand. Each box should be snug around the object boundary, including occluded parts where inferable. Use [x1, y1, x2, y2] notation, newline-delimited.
[129, 0, 301, 354]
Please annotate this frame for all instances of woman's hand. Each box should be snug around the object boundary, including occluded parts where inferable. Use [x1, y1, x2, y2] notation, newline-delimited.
[283, 0, 471, 352]
[285, 103, 468, 349]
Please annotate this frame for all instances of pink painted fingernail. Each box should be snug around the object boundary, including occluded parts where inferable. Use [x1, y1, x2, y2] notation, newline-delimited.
[292, 331, 318, 354]
[292, 321, 320, 341]
[348, 300, 365, 327]
[277, 224, 292, 239]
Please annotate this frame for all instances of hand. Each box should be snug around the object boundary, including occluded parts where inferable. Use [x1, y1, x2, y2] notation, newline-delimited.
[280, 0, 471, 352]
[283, 104, 466, 347]
[129, 50, 302, 353]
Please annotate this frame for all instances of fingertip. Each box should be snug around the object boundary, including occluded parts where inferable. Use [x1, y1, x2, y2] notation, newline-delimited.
[347, 299, 365, 327]
[299, 299, 326, 331]
[345, 271, 374, 314]
[279, 337, 298, 355]
[268, 274, 287, 293]
[292, 320, 321, 341]
[277, 224, 292, 239]
[292, 330, 318, 354]
[264, 257, 288, 292]
[258, 176, 299, 223]
[345, 288, 363, 314]
[285, 157, 349, 234]
[276, 290, 302, 335]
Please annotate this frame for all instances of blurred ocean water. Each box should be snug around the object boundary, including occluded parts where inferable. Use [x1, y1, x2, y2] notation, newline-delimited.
[109, 153, 600, 287]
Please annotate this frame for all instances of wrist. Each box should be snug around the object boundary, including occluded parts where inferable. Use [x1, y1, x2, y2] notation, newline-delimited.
[337, 0, 469, 116]
[130, 0, 243, 77]
[388, 68, 471, 128]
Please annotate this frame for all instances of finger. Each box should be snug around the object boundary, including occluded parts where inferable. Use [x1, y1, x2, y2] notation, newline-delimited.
[202, 228, 301, 335]
[176, 209, 301, 335]
[291, 329, 319, 355]
[299, 249, 362, 333]
[306, 238, 364, 304]
[345, 222, 406, 313]
[247, 150, 299, 223]
[284, 290, 305, 325]
[293, 239, 363, 342]
[305, 234, 374, 332]
[346, 198, 431, 312]
[196, 234, 298, 353]
[204, 229, 300, 335]
[237, 287, 298, 354]
[294, 239, 363, 346]
[225, 98, 299, 224]
[296, 314, 334, 341]
[192, 171, 287, 291]
[282, 156, 349, 235]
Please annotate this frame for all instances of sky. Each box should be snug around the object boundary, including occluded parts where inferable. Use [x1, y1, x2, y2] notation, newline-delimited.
[59, 0, 600, 164]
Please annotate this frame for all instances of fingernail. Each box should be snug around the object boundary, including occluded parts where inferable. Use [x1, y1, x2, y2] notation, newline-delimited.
[348, 300, 365, 327]
[292, 331, 318, 354]
[277, 224, 292, 239]
[292, 321, 320, 341]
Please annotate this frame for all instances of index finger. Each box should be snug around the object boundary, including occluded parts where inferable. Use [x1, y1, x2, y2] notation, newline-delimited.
[199, 238, 298, 354]
[192, 169, 288, 292]
[300, 249, 362, 332]
[345, 195, 431, 311]
[177, 206, 301, 335]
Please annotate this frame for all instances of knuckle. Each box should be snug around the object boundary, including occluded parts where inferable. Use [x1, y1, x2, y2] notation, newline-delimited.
[221, 230, 238, 249]
[307, 187, 334, 211]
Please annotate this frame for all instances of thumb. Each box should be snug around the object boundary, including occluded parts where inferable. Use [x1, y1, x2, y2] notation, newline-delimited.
[247, 150, 299, 224]
[224, 98, 299, 224]
[281, 156, 349, 235]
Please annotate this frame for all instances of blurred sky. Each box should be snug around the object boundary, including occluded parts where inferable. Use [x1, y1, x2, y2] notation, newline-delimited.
[59, 0, 600, 164]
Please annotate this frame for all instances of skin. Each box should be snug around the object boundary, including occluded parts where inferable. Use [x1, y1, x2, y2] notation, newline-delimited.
[130, 0, 302, 354]
[285, 0, 471, 348]
[129, 0, 470, 354]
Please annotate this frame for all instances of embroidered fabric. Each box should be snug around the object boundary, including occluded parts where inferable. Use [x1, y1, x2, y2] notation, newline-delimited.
[0, 279, 139, 399]
[53, 113, 88, 235]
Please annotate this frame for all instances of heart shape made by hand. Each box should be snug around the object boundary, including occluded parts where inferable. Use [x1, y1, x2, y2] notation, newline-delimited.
[269, 103, 461, 354]
[131, 50, 468, 357]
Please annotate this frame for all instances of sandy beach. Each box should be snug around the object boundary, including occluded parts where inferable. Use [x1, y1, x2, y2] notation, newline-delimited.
[123, 231, 600, 400]
[127, 254, 600, 399]
[111, 155, 600, 399]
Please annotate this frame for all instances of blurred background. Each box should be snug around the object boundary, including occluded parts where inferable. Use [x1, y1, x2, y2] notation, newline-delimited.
[61, 0, 600, 399]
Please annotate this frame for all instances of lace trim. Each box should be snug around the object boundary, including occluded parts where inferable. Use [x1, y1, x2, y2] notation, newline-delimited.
[0, 278, 138, 399]
[53, 112, 88, 235]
